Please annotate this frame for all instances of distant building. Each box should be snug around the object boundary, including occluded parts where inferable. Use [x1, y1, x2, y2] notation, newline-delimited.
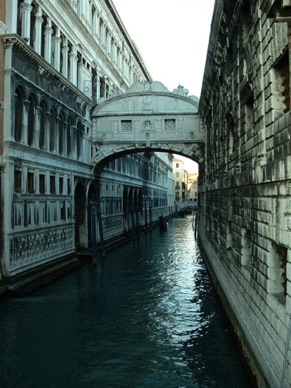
[173, 156, 186, 202]
[187, 172, 198, 201]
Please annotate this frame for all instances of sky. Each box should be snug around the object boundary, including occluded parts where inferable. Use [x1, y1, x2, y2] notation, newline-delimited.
[113, 0, 215, 98]
[112, 0, 215, 172]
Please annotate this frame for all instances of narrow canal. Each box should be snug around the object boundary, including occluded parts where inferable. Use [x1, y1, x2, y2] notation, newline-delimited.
[0, 216, 254, 388]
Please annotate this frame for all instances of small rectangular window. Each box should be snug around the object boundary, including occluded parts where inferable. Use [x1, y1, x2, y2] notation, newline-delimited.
[14, 170, 22, 193]
[60, 201, 66, 220]
[164, 119, 176, 130]
[39, 174, 45, 194]
[50, 176, 56, 194]
[59, 177, 64, 195]
[28, 172, 35, 193]
[121, 120, 132, 131]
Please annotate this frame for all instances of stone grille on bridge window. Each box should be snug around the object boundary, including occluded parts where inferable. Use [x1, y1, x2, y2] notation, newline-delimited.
[121, 120, 132, 131]
[164, 119, 176, 130]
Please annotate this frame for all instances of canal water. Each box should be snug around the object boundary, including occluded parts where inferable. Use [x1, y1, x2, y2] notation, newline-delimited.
[0, 216, 254, 388]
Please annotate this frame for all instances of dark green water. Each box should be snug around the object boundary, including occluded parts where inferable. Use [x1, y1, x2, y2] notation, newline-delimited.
[0, 217, 253, 387]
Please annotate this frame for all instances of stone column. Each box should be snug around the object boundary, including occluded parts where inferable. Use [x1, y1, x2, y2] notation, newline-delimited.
[52, 27, 61, 71]
[92, 8, 98, 39]
[21, 0, 32, 41]
[96, 74, 101, 100]
[34, 6, 43, 54]
[34, 106, 41, 148]
[61, 37, 69, 78]
[6, 0, 18, 33]
[22, 99, 29, 145]
[4, 40, 14, 141]
[44, 17, 52, 63]
[69, 46, 78, 86]
[46, 111, 51, 152]
[77, 57, 83, 92]
[64, 120, 68, 157]
[55, 117, 60, 154]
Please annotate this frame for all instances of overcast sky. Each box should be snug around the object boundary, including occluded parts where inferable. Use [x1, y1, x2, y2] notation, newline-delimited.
[112, 0, 215, 172]
[113, 0, 215, 98]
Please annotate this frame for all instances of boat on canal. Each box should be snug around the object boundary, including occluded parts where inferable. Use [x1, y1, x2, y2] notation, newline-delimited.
[159, 215, 168, 231]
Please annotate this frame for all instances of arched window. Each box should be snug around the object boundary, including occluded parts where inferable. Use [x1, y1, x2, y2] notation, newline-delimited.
[28, 93, 36, 146]
[14, 86, 25, 142]
[49, 107, 57, 152]
[59, 112, 65, 155]
[39, 100, 47, 149]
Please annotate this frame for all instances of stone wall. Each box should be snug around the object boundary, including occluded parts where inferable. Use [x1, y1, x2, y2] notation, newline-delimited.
[198, 1, 291, 386]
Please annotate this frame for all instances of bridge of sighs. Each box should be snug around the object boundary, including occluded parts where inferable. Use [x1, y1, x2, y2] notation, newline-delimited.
[91, 81, 205, 173]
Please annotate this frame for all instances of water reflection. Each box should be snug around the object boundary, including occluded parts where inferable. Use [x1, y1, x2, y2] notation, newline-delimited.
[0, 217, 252, 387]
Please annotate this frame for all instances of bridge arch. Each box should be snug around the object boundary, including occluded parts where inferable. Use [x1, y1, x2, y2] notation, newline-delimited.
[91, 81, 205, 174]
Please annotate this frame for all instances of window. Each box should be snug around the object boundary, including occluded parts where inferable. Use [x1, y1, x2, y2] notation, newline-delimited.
[49, 107, 56, 152]
[67, 178, 71, 195]
[59, 113, 65, 155]
[176, 172, 180, 177]
[59, 177, 64, 194]
[60, 201, 66, 220]
[176, 163, 179, 168]
[14, 170, 22, 193]
[39, 174, 45, 194]
[164, 119, 176, 130]
[15, 87, 24, 142]
[28, 172, 35, 193]
[50, 175, 56, 194]
[121, 120, 132, 131]
[28, 94, 36, 146]
[39, 101, 47, 150]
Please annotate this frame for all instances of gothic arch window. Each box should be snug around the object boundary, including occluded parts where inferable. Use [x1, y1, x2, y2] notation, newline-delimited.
[39, 100, 47, 150]
[14, 86, 25, 143]
[59, 112, 65, 155]
[28, 93, 36, 146]
[49, 107, 57, 152]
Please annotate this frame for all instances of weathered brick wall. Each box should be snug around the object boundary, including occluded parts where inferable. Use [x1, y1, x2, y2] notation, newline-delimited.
[199, 1, 291, 386]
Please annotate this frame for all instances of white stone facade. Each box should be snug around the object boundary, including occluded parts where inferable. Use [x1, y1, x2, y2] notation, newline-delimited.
[0, 0, 174, 279]
[199, 1, 291, 386]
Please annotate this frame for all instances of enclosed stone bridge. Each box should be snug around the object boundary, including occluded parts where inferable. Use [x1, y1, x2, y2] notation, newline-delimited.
[91, 81, 205, 173]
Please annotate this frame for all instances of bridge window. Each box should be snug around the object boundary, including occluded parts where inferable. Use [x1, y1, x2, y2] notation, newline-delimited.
[121, 120, 132, 131]
[164, 119, 176, 130]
